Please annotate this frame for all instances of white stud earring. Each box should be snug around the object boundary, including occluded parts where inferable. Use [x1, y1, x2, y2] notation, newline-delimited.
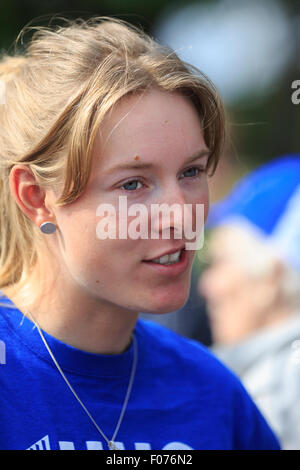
[39, 222, 57, 234]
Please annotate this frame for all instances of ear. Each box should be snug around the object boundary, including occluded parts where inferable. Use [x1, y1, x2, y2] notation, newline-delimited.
[9, 164, 57, 230]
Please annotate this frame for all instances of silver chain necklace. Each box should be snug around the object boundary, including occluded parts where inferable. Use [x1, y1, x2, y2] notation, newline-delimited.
[26, 310, 138, 450]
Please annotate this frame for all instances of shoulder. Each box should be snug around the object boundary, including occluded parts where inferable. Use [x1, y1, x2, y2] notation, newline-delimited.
[136, 318, 236, 381]
[0, 300, 17, 342]
[0, 299, 29, 367]
[135, 318, 258, 407]
[136, 319, 281, 450]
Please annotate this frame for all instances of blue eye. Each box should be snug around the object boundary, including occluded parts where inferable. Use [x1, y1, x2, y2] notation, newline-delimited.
[183, 167, 199, 178]
[121, 180, 143, 191]
[120, 166, 205, 193]
[181, 166, 204, 179]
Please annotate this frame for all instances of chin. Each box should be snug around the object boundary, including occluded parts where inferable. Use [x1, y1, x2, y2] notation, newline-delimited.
[142, 290, 190, 315]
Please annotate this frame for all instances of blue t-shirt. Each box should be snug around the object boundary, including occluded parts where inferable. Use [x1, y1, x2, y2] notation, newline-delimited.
[0, 296, 280, 450]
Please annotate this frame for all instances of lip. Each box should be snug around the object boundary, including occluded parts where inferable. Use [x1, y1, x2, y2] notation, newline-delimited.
[142, 248, 190, 277]
[143, 244, 186, 262]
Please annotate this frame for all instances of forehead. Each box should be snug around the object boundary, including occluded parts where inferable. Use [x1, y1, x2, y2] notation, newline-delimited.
[91, 87, 206, 170]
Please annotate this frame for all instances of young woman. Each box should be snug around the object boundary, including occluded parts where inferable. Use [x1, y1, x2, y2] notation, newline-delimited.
[0, 16, 280, 450]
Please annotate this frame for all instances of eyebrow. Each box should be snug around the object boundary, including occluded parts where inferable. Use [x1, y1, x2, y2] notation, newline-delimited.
[105, 149, 210, 174]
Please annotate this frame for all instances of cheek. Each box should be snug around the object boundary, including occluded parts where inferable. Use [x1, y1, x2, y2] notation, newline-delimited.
[67, 237, 136, 291]
[195, 179, 209, 222]
[58, 216, 106, 268]
[203, 194, 209, 223]
[203, 179, 210, 221]
[189, 181, 209, 236]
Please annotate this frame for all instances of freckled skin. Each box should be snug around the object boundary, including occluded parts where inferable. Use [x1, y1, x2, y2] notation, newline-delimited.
[62, 88, 209, 314]
[8, 87, 211, 354]
[30, 88, 210, 324]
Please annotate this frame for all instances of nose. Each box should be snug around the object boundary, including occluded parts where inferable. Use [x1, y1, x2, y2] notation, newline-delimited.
[151, 183, 189, 240]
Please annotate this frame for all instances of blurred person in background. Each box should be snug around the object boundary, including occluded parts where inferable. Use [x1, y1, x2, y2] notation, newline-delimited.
[198, 155, 300, 449]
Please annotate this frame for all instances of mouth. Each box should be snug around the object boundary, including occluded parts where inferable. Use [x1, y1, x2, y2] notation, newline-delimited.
[142, 247, 189, 277]
[143, 245, 186, 265]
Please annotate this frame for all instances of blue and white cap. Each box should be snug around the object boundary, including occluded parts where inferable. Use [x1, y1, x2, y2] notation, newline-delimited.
[206, 155, 300, 272]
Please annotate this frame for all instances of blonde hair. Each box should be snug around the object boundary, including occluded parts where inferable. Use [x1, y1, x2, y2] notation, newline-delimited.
[0, 16, 225, 307]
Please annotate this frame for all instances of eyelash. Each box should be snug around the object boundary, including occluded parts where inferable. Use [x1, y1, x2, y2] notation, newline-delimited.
[120, 166, 206, 192]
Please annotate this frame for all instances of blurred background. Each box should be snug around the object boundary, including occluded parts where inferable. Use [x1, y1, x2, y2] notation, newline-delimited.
[0, 0, 299, 346]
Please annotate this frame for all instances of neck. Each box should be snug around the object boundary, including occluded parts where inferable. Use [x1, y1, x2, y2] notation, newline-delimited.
[5, 286, 138, 356]
[29, 307, 138, 355]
